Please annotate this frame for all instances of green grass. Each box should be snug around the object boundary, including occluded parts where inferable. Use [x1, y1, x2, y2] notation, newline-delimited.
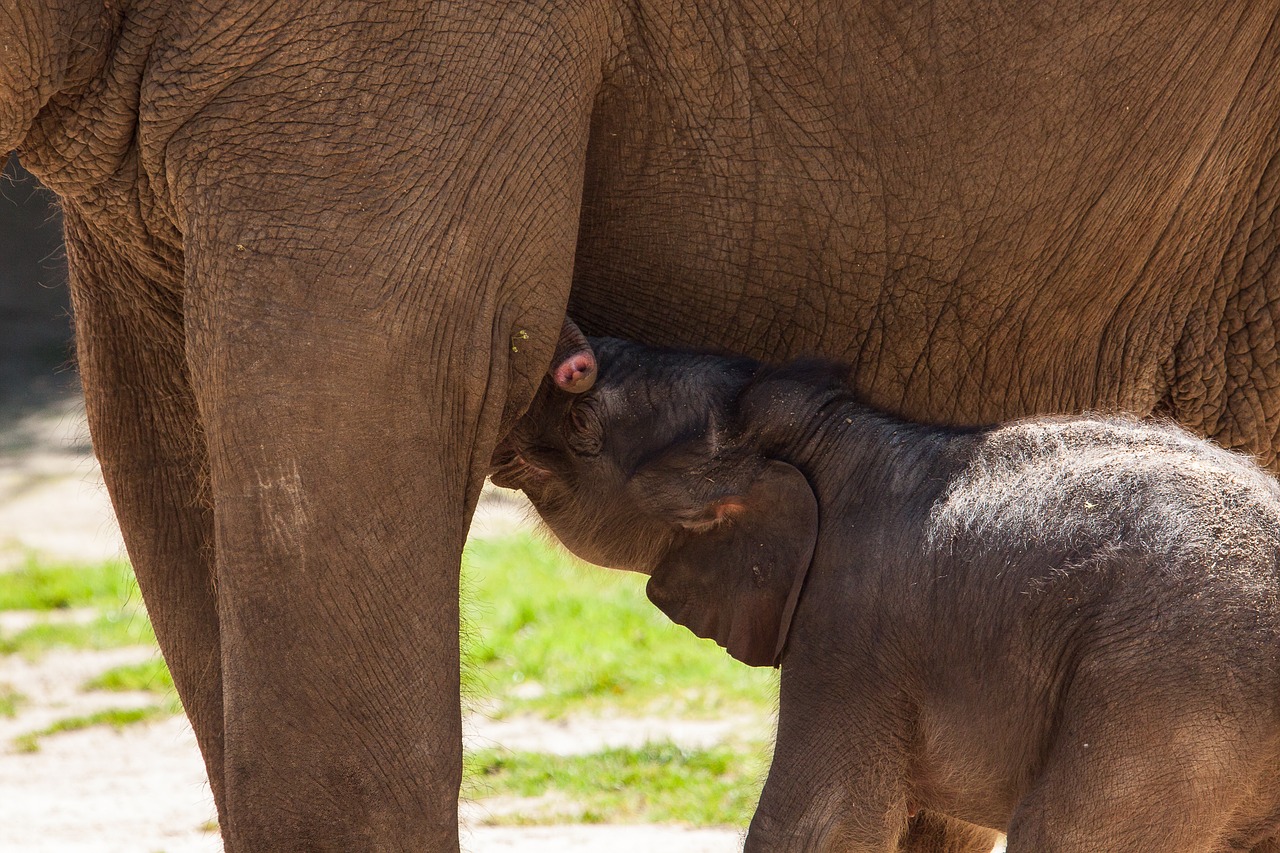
[0, 609, 155, 657]
[84, 658, 174, 694]
[463, 740, 769, 826]
[462, 534, 778, 718]
[2, 535, 774, 716]
[0, 556, 138, 610]
[0, 682, 25, 718]
[3, 537, 775, 824]
[13, 702, 178, 753]
[0, 555, 154, 657]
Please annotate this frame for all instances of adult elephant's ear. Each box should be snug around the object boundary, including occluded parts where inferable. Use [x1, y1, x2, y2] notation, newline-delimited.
[549, 317, 596, 393]
[645, 461, 818, 667]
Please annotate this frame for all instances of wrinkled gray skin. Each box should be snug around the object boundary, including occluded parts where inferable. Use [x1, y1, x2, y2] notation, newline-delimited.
[497, 334, 1280, 852]
[5, 0, 1280, 849]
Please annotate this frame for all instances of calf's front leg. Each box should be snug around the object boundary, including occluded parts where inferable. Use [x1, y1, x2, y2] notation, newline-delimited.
[747, 664, 910, 852]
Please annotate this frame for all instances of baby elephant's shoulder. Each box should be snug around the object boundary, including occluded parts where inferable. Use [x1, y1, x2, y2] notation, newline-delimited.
[983, 415, 1272, 489]
[927, 414, 1280, 560]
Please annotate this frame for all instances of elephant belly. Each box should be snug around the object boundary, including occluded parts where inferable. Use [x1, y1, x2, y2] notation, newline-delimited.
[568, 0, 1280, 451]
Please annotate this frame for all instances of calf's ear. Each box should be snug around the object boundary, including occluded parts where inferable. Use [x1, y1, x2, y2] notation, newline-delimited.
[644, 460, 818, 667]
[549, 317, 597, 392]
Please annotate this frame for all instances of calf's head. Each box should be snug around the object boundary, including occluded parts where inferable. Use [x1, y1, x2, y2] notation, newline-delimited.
[491, 321, 820, 666]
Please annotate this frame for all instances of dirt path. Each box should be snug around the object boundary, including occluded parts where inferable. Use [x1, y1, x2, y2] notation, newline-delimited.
[2, 710, 745, 853]
[0, 396, 123, 565]
[0, 396, 747, 852]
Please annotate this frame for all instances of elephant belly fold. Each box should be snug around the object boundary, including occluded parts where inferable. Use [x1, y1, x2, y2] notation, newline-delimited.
[569, 0, 1280, 456]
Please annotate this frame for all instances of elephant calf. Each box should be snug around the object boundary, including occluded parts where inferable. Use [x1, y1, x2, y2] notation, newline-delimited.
[492, 322, 1280, 852]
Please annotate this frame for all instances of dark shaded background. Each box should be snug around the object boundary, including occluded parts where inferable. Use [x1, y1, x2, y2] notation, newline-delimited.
[0, 155, 73, 418]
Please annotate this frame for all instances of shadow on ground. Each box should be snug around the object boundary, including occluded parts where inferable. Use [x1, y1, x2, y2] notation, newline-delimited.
[0, 155, 80, 454]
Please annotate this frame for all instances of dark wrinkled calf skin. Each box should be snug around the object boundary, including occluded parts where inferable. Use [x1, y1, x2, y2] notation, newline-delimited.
[500, 335, 1280, 852]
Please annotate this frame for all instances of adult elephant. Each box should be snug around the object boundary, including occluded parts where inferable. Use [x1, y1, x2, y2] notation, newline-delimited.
[4, 0, 1278, 850]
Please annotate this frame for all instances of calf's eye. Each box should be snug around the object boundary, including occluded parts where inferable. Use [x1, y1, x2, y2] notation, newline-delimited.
[564, 403, 603, 456]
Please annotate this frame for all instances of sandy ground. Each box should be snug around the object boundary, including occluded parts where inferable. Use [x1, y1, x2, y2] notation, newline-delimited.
[0, 395, 751, 852]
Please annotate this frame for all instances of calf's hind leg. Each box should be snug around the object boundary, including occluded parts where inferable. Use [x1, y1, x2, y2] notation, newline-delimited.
[1005, 712, 1244, 853]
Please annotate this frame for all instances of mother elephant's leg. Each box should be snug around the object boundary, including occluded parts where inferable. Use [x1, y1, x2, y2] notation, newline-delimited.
[188, 276, 478, 849]
[65, 213, 226, 818]
[168, 6, 609, 849]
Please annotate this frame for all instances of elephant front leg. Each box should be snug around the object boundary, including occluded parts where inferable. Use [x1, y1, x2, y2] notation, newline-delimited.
[184, 259, 545, 849]
[747, 740, 908, 853]
[746, 668, 911, 852]
[195, 338, 470, 850]
[745, 719, 1000, 853]
[161, 3, 611, 848]
[184, 248, 577, 852]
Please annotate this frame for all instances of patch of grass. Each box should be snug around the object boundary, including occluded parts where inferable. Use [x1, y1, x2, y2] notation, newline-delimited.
[0, 682, 26, 718]
[0, 556, 155, 658]
[463, 740, 769, 826]
[84, 658, 173, 694]
[4, 535, 770, 717]
[0, 609, 154, 657]
[462, 534, 777, 718]
[13, 701, 179, 753]
[0, 557, 138, 610]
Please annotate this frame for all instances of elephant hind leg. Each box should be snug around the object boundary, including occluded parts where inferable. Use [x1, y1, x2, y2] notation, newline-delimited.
[1004, 720, 1246, 853]
[66, 216, 225, 821]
